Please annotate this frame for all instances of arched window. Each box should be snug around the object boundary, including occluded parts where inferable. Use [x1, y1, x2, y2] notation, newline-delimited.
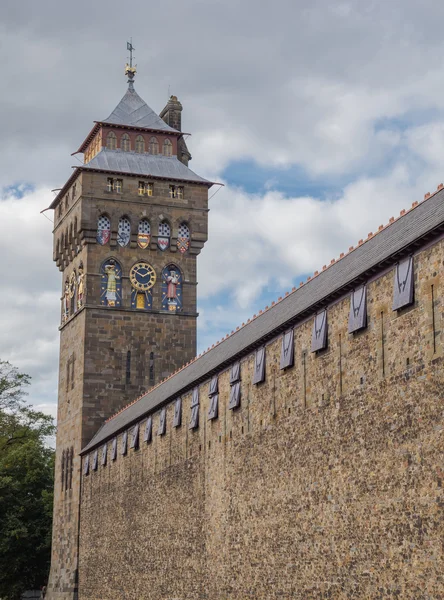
[107, 131, 117, 150]
[177, 222, 190, 254]
[121, 133, 131, 152]
[137, 219, 150, 249]
[135, 135, 145, 153]
[100, 259, 122, 307]
[97, 215, 111, 245]
[157, 221, 171, 251]
[161, 264, 183, 312]
[149, 137, 159, 155]
[117, 217, 131, 247]
[163, 138, 172, 157]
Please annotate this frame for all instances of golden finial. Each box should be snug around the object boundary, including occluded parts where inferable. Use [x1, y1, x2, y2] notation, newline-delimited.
[125, 39, 137, 89]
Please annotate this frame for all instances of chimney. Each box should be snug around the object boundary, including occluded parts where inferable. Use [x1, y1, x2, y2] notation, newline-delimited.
[159, 95, 192, 166]
[160, 95, 183, 131]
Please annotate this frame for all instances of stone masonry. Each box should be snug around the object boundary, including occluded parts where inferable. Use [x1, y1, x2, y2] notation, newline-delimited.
[79, 233, 444, 599]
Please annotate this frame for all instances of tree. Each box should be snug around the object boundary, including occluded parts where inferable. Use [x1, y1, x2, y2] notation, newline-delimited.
[0, 360, 55, 600]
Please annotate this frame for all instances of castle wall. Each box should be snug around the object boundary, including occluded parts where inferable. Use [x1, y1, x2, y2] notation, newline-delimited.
[78, 237, 444, 599]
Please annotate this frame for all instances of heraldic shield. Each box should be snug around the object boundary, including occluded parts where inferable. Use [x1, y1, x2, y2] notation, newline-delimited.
[137, 233, 150, 249]
[97, 228, 111, 245]
[177, 237, 190, 254]
[157, 236, 170, 251]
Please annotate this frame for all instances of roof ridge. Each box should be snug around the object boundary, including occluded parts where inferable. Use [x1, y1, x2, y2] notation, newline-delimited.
[103, 183, 443, 424]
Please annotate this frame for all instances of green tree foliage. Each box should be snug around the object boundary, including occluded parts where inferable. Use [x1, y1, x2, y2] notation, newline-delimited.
[0, 360, 55, 600]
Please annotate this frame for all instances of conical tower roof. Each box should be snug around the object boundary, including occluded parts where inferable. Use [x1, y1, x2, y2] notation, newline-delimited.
[102, 85, 179, 132]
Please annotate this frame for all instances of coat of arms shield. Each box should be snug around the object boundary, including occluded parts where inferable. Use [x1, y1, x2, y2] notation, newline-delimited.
[177, 237, 190, 254]
[157, 236, 170, 251]
[97, 229, 110, 245]
[137, 233, 150, 249]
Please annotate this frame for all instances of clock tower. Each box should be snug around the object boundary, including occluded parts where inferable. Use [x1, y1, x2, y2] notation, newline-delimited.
[45, 59, 214, 600]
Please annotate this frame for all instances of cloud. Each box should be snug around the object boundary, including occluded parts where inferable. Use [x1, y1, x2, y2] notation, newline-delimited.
[2, 0, 444, 422]
[0, 187, 60, 415]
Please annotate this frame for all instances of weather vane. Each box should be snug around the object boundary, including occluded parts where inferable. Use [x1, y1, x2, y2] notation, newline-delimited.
[125, 39, 137, 87]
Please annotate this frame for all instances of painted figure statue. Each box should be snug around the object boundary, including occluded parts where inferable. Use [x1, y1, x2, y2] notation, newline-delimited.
[63, 280, 70, 322]
[104, 260, 120, 307]
[77, 265, 85, 309]
[166, 270, 179, 300]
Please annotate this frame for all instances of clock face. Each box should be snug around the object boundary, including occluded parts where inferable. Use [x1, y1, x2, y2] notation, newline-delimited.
[129, 262, 156, 291]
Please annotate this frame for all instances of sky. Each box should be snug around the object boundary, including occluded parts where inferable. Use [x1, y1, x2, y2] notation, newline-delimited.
[2, 0, 444, 421]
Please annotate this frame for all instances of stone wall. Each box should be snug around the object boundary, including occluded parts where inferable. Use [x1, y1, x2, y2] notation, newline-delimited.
[78, 237, 444, 599]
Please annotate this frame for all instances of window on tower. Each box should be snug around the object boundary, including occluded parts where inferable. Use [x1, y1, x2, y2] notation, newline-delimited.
[97, 215, 111, 245]
[177, 223, 190, 254]
[157, 221, 171, 251]
[163, 138, 172, 157]
[121, 134, 131, 152]
[149, 137, 159, 155]
[107, 131, 117, 150]
[117, 217, 131, 247]
[107, 178, 122, 193]
[169, 185, 184, 199]
[138, 181, 153, 196]
[135, 135, 145, 153]
[137, 219, 150, 249]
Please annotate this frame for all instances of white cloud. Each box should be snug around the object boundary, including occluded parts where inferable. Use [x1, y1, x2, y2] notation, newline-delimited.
[3, 0, 444, 422]
[0, 187, 60, 417]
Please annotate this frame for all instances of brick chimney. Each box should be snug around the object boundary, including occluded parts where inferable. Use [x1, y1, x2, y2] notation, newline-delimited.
[160, 95, 192, 166]
[160, 95, 183, 131]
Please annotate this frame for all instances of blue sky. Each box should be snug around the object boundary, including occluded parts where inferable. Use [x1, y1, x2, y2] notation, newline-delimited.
[2, 0, 444, 420]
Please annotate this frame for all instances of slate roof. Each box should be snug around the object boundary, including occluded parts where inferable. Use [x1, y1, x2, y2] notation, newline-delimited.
[101, 85, 179, 132]
[83, 148, 212, 185]
[81, 187, 444, 454]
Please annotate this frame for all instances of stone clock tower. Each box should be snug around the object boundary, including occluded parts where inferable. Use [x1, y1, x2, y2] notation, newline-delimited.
[45, 60, 214, 600]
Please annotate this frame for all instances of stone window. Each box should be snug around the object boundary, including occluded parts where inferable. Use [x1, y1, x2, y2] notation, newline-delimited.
[149, 351, 154, 384]
[125, 350, 131, 385]
[117, 217, 131, 247]
[138, 181, 153, 196]
[97, 215, 111, 245]
[72, 183, 76, 201]
[115, 179, 122, 193]
[135, 135, 145, 153]
[138, 219, 150, 235]
[107, 131, 117, 150]
[121, 133, 131, 152]
[163, 138, 172, 157]
[158, 221, 171, 238]
[178, 223, 190, 239]
[106, 178, 113, 192]
[149, 136, 159, 155]
[61, 450, 66, 491]
[177, 223, 190, 254]
[169, 185, 184, 199]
